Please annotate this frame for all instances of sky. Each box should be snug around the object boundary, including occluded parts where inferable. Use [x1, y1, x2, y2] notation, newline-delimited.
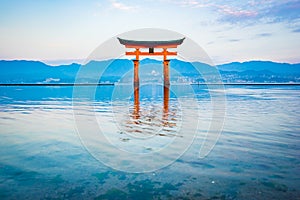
[0, 0, 299, 65]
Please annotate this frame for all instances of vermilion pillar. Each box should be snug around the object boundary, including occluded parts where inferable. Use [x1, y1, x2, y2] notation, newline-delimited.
[133, 86, 140, 119]
[163, 60, 170, 86]
[133, 59, 139, 87]
[163, 86, 170, 121]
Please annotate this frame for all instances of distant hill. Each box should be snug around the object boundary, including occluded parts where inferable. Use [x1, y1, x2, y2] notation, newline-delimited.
[218, 61, 300, 74]
[0, 60, 80, 83]
[0, 59, 299, 84]
[217, 61, 300, 83]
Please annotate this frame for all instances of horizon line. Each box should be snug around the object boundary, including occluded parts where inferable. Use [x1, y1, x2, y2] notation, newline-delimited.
[1, 83, 300, 87]
[1, 58, 299, 67]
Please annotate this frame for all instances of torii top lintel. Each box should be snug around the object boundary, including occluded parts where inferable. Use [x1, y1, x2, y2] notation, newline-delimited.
[117, 37, 185, 49]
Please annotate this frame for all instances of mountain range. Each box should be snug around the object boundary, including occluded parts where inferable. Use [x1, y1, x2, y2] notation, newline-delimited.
[0, 59, 299, 84]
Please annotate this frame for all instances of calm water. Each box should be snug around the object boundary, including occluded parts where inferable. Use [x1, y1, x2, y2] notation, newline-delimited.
[0, 85, 299, 199]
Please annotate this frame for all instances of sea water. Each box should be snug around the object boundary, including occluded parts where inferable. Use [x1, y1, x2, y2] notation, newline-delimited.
[0, 85, 299, 199]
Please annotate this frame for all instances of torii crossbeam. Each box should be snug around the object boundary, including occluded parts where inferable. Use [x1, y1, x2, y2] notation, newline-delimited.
[117, 37, 185, 86]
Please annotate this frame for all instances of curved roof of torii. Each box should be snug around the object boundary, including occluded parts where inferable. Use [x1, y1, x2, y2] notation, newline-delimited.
[117, 37, 185, 48]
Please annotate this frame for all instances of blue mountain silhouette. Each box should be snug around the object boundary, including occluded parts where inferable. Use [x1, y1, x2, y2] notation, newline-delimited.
[0, 59, 299, 83]
[219, 61, 300, 74]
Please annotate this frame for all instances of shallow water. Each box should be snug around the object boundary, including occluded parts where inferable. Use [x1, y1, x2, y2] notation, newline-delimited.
[0, 85, 299, 199]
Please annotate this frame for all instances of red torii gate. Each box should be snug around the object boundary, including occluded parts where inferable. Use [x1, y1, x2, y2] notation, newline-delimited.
[117, 37, 185, 86]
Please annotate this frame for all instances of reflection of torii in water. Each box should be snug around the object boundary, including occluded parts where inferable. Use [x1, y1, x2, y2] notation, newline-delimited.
[131, 86, 171, 122]
[117, 37, 185, 123]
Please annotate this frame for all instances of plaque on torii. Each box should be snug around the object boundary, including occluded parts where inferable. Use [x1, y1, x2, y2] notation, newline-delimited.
[117, 37, 185, 87]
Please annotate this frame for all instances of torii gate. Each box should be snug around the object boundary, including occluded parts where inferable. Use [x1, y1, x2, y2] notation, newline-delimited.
[117, 37, 185, 86]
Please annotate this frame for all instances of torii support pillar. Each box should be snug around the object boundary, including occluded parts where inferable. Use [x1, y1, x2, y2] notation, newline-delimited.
[133, 59, 139, 87]
[163, 60, 170, 86]
[133, 86, 140, 119]
[163, 85, 170, 121]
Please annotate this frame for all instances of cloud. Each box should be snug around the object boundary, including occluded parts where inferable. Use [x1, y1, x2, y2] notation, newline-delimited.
[264, 0, 300, 22]
[216, 4, 258, 23]
[292, 28, 300, 32]
[172, 0, 300, 25]
[111, 1, 138, 11]
[175, 0, 210, 8]
[228, 39, 240, 42]
[217, 5, 257, 18]
[256, 33, 272, 37]
[172, 0, 258, 23]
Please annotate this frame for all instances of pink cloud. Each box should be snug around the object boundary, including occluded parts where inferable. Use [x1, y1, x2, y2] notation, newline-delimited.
[175, 0, 257, 18]
[111, 1, 138, 11]
[174, 0, 212, 8]
[217, 5, 258, 18]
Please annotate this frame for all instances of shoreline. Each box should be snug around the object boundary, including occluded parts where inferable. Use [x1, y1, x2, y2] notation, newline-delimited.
[0, 83, 300, 86]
